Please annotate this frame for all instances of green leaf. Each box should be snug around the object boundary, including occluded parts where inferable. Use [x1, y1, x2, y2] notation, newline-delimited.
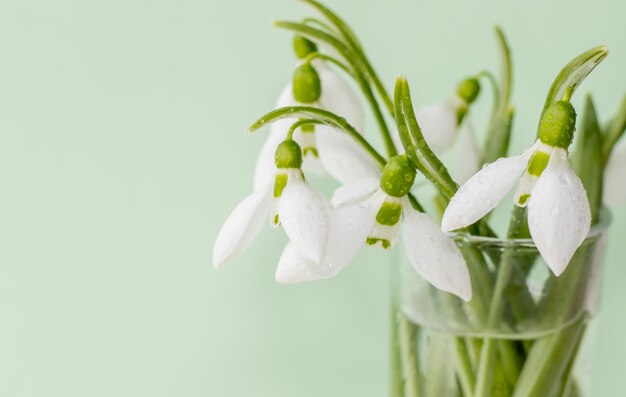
[602, 92, 626, 161]
[394, 76, 458, 200]
[571, 95, 604, 223]
[481, 27, 514, 165]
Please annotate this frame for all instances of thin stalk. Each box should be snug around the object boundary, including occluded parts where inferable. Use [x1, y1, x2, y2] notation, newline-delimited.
[248, 105, 387, 166]
[303, 52, 354, 77]
[286, 119, 324, 140]
[273, 20, 397, 158]
[300, 0, 395, 116]
[398, 314, 421, 397]
[453, 338, 476, 396]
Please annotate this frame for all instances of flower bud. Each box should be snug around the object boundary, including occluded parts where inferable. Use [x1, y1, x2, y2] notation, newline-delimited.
[380, 155, 417, 197]
[275, 139, 303, 169]
[293, 36, 318, 59]
[539, 100, 577, 149]
[456, 77, 480, 105]
[293, 63, 322, 103]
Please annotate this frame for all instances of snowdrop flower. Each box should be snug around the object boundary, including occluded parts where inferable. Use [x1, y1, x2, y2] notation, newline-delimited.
[415, 77, 481, 155]
[276, 154, 473, 301]
[254, 39, 373, 190]
[213, 139, 329, 268]
[604, 141, 626, 207]
[442, 100, 591, 276]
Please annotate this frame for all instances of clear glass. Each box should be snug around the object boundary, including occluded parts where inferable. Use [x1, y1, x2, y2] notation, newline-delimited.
[390, 214, 610, 397]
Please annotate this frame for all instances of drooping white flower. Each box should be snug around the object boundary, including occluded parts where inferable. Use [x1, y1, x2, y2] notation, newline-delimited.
[414, 77, 481, 156]
[442, 101, 591, 276]
[416, 95, 467, 154]
[276, 155, 473, 301]
[604, 141, 626, 207]
[213, 140, 329, 268]
[254, 60, 377, 190]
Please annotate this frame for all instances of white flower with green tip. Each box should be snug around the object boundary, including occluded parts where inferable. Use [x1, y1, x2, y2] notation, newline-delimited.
[415, 77, 481, 155]
[442, 101, 592, 276]
[276, 155, 473, 301]
[254, 59, 376, 190]
[213, 140, 329, 268]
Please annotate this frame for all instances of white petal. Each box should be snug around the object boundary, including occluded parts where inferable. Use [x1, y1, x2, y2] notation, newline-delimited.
[212, 188, 273, 268]
[316, 61, 364, 132]
[331, 177, 380, 207]
[604, 142, 626, 207]
[275, 242, 337, 283]
[403, 199, 472, 301]
[441, 148, 534, 232]
[416, 102, 458, 155]
[528, 149, 591, 276]
[316, 126, 381, 184]
[253, 122, 289, 191]
[323, 198, 383, 269]
[453, 122, 482, 184]
[279, 181, 330, 263]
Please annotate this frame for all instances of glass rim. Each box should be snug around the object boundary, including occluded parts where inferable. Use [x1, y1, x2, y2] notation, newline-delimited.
[448, 207, 612, 247]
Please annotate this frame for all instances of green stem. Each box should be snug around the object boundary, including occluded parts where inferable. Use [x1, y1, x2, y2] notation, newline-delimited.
[358, 70, 397, 157]
[286, 119, 324, 140]
[300, 0, 395, 116]
[398, 314, 421, 397]
[303, 52, 354, 77]
[248, 105, 387, 166]
[480, 26, 514, 165]
[273, 20, 397, 158]
[301, 17, 335, 33]
[453, 338, 476, 397]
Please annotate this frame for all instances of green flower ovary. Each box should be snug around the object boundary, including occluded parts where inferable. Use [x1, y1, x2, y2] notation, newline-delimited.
[292, 63, 322, 103]
[275, 140, 303, 169]
[456, 77, 480, 104]
[293, 36, 318, 59]
[538, 101, 577, 149]
[380, 155, 417, 197]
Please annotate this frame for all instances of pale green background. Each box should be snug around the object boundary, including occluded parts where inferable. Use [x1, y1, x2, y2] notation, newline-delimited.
[1, 0, 625, 396]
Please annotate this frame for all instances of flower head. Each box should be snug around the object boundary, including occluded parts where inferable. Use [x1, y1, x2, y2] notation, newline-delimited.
[442, 101, 591, 276]
[415, 77, 480, 155]
[276, 154, 472, 301]
[254, 60, 374, 190]
[213, 139, 330, 268]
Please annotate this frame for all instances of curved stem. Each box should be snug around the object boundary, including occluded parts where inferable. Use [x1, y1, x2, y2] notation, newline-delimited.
[481, 27, 514, 165]
[303, 52, 354, 77]
[248, 105, 387, 167]
[301, 17, 335, 33]
[273, 20, 397, 158]
[300, 0, 395, 116]
[286, 119, 324, 140]
[477, 69, 501, 113]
